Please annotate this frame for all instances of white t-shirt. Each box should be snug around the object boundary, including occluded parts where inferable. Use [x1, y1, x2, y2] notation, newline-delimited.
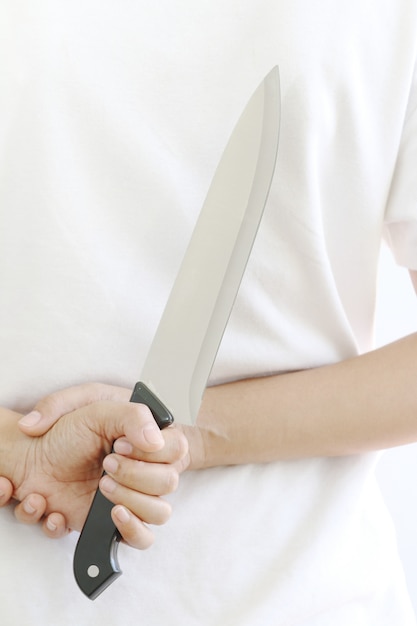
[1, 1, 417, 624]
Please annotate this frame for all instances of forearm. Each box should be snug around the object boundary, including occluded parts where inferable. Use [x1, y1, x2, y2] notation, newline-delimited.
[189, 332, 417, 469]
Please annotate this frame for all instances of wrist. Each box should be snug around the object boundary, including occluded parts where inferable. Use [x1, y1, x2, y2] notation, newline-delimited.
[187, 384, 242, 470]
[177, 423, 210, 471]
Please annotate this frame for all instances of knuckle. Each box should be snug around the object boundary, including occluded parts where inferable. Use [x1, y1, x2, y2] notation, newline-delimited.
[131, 530, 155, 551]
[128, 399, 149, 417]
[36, 390, 63, 416]
[178, 431, 189, 458]
[0, 478, 12, 504]
[81, 382, 108, 405]
[163, 467, 179, 494]
[154, 499, 172, 525]
[114, 512, 155, 550]
[86, 382, 107, 395]
[169, 429, 189, 461]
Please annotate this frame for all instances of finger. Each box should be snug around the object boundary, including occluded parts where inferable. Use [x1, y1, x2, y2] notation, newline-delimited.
[42, 513, 71, 539]
[89, 401, 165, 453]
[113, 426, 189, 465]
[0, 477, 14, 507]
[103, 454, 179, 496]
[18, 383, 131, 435]
[111, 506, 155, 550]
[14, 495, 70, 537]
[14, 494, 47, 525]
[99, 475, 172, 526]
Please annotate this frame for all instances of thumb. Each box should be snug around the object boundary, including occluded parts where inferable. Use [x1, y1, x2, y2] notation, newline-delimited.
[18, 383, 131, 436]
[86, 400, 165, 452]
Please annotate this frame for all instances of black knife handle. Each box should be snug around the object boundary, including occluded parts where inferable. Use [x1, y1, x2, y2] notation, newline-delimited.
[73, 382, 174, 599]
[130, 382, 175, 429]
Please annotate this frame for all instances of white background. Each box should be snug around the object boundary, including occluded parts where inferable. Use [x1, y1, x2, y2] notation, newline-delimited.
[375, 245, 417, 614]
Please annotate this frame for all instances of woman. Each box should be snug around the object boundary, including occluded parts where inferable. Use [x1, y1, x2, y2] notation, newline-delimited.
[1, 1, 417, 623]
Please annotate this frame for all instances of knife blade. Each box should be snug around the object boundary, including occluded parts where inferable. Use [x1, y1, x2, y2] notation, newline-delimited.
[73, 66, 281, 599]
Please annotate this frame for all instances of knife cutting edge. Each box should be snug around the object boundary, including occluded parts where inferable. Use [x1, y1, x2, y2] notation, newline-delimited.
[73, 66, 281, 599]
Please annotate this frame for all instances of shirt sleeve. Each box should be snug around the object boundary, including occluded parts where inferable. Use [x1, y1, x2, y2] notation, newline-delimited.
[384, 56, 417, 270]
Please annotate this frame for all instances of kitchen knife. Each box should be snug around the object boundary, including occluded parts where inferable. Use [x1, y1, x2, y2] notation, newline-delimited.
[73, 66, 281, 599]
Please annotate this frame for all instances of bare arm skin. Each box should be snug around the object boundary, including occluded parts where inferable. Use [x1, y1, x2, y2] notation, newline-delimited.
[11, 332, 417, 471]
[182, 270, 417, 469]
[184, 332, 417, 469]
[2, 271, 416, 535]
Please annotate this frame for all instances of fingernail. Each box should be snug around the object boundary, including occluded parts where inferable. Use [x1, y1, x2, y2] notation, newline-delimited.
[46, 519, 57, 532]
[143, 424, 164, 446]
[103, 456, 118, 475]
[23, 499, 36, 515]
[114, 506, 130, 524]
[19, 410, 42, 428]
[100, 476, 116, 494]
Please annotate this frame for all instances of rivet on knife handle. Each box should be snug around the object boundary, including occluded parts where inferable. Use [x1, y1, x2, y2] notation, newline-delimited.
[73, 382, 174, 600]
[73, 66, 280, 599]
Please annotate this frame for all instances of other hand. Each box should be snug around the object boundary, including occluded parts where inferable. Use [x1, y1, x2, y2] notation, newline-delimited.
[1, 384, 189, 549]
